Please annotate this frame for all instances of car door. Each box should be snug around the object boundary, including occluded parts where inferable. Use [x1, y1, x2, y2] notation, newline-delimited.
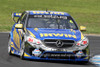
[13, 12, 27, 52]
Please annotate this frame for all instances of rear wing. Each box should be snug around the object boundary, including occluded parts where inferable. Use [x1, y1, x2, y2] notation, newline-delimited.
[12, 13, 22, 22]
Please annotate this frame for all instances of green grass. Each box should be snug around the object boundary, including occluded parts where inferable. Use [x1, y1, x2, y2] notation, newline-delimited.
[0, 0, 100, 33]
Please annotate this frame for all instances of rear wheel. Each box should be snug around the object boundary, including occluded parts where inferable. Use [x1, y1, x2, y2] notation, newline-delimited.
[8, 37, 12, 55]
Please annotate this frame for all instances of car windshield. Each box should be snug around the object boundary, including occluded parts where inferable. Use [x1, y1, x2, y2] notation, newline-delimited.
[27, 15, 78, 30]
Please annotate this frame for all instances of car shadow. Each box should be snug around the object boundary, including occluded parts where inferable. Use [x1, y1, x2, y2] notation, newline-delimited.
[27, 58, 93, 66]
[10, 54, 93, 66]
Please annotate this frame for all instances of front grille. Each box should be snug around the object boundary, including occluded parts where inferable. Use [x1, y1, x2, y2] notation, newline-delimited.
[41, 52, 75, 59]
[43, 39, 75, 49]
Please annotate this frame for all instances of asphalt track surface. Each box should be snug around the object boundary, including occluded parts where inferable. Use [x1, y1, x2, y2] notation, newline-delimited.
[0, 33, 99, 67]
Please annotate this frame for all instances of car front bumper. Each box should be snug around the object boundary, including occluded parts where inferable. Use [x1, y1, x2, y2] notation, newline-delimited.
[24, 42, 90, 61]
[23, 50, 89, 61]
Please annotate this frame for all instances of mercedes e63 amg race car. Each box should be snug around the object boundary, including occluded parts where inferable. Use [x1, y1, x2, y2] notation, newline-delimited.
[8, 10, 90, 63]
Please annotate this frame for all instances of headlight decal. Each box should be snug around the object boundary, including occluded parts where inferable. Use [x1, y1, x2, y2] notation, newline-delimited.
[76, 37, 89, 47]
[27, 35, 42, 45]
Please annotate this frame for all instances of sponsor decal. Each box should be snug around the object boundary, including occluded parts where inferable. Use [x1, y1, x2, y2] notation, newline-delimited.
[32, 49, 41, 56]
[40, 33, 77, 39]
[76, 51, 84, 58]
[32, 11, 65, 15]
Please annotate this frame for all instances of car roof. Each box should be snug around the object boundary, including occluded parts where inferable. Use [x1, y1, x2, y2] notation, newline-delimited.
[26, 11, 70, 16]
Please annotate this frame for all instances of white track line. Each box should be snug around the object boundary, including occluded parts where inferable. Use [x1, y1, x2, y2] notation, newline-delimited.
[0, 32, 10, 33]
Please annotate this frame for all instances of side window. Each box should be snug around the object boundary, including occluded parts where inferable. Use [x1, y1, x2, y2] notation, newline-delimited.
[20, 14, 27, 24]
[21, 14, 26, 23]
[18, 13, 27, 25]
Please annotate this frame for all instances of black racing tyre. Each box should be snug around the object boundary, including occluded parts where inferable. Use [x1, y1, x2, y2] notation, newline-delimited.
[20, 41, 25, 60]
[83, 61, 89, 64]
[8, 37, 12, 55]
[76, 60, 89, 64]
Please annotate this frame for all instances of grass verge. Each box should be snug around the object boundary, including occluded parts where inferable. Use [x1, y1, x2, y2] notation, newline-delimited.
[0, 0, 100, 33]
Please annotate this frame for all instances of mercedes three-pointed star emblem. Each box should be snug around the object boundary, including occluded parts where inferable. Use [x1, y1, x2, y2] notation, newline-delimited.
[56, 40, 63, 47]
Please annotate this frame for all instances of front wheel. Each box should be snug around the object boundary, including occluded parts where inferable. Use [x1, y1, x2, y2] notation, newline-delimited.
[20, 41, 25, 60]
[76, 61, 89, 64]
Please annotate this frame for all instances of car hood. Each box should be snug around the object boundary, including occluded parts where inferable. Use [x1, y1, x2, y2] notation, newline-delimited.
[26, 28, 83, 41]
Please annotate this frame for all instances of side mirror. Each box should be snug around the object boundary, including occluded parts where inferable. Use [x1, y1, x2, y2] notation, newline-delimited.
[12, 13, 22, 23]
[15, 24, 23, 29]
[80, 26, 86, 31]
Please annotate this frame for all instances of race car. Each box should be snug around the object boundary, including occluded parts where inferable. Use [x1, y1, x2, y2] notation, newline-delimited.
[8, 10, 90, 63]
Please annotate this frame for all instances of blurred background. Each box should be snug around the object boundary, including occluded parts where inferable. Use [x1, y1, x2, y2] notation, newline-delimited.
[0, 0, 99, 34]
